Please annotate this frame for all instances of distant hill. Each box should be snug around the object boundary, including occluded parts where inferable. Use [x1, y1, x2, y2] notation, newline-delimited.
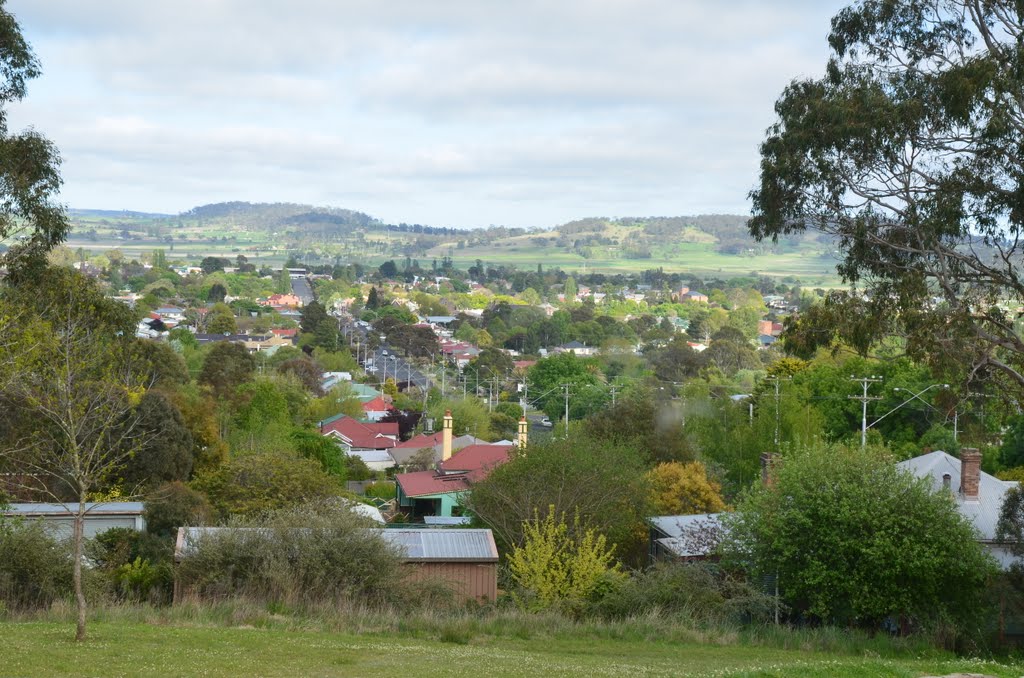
[63, 201, 841, 280]
[69, 208, 172, 219]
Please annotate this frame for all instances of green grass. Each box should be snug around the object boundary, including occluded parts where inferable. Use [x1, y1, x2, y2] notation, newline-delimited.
[2, 616, 1021, 677]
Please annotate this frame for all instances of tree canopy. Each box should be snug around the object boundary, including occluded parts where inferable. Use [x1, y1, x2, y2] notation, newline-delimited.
[723, 443, 995, 629]
[750, 2, 1024, 395]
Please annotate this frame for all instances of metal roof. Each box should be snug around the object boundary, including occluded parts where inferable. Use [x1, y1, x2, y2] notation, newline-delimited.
[176, 527, 497, 563]
[380, 529, 498, 562]
[648, 513, 725, 558]
[897, 450, 1018, 542]
[423, 516, 472, 526]
[5, 502, 145, 517]
[648, 513, 722, 539]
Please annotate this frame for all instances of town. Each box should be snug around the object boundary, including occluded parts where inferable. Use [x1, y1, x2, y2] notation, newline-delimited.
[5, 1, 1024, 677]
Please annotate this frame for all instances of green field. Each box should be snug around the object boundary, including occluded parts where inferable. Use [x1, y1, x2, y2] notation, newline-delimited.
[3, 620, 1020, 677]
[62, 205, 844, 283]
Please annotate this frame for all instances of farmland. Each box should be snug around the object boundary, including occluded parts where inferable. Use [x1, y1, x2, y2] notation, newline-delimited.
[60, 203, 842, 284]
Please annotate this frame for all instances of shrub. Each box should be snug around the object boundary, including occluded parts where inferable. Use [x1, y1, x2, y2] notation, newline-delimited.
[88, 527, 175, 603]
[175, 501, 406, 605]
[0, 518, 73, 610]
[589, 562, 774, 625]
[508, 508, 623, 614]
[722, 442, 997, 630]
[364, 482, 396, 500]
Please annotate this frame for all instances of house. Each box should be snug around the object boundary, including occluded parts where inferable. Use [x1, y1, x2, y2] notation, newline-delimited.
[394, 413, 523, 518]
[3, 502, 146, 539]
[757, 334, 777, 349]
[360, 396, 392, 422]
[319, 414, 399, 452]
[320, 371, 353, 392]
[683, 291, 709, 304]
[263, 293, 302, 309]
[556, 340, 597, 357]
[898, 449, 1019, 569]
[174, 526, 499, 604]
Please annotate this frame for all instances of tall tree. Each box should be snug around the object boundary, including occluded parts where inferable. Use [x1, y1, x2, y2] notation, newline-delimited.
[749, 1, 1024, 393]
[0, 1, 68, 275]
[0, 269, 148, 641]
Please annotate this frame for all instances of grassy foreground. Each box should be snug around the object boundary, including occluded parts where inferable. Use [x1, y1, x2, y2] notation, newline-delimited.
[3, 619, 1022, 678]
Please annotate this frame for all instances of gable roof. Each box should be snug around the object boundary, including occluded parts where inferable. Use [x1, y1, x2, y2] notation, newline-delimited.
[388, 433, 485, 466]
[440, 443, 514, 474]
[897, 450, 1018, 542]
[320, 415, 397, 449]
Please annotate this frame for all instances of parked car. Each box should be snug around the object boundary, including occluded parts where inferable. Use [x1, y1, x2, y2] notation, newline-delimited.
[539, 417, 553, 428]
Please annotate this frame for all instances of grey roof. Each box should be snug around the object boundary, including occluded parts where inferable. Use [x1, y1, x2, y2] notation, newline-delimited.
[380, 529, 498, 562]
[5, 502, 145, 517]
[176, 526, 497, 563]
[648, 513, 725, 558]
[648, 513, 722, 539]
[897, 450, 1018, 542]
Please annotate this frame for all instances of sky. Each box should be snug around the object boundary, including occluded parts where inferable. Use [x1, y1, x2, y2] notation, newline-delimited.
[7, 1, 849, 229]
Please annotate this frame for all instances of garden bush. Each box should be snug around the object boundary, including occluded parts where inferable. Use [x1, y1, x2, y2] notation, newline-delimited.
[175, 500, 407, 605]
[0, 518, 74, 610]
[588, 562, 774, 625]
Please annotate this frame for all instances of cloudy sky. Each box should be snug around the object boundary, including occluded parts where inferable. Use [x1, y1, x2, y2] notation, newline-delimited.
[8, 1, 848, 229]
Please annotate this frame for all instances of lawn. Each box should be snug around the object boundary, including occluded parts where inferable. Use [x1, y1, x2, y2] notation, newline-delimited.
[3, 621, 1020, 678]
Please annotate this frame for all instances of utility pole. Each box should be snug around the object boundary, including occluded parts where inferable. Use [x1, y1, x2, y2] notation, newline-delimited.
[764, 375, 791, 450]
[520, 380, 528, 417]
[610, 384, 619, 407]
[563, 383, 571, 439]
[849, 375, 883, 448]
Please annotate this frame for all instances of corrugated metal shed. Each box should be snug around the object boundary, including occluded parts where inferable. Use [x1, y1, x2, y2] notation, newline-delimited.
[176, 527, 497, 563]
[4, 502, 146, 538]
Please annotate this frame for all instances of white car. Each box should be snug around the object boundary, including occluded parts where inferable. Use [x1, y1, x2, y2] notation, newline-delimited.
[539, 417, 553, 428]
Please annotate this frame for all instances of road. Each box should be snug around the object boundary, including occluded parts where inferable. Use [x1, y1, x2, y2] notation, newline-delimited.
[363, 346, 433, 391]
[290, 277, 315, 305]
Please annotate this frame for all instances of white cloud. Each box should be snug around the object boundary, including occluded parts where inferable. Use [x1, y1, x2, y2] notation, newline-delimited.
[6, 0, 849, 227]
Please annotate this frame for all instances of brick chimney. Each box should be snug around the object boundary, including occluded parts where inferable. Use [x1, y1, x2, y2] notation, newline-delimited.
[517, 416, 529, 450]
[442, 410, 453, 461]
[760, 452, 779, 488]
[960, 448, 981, 501]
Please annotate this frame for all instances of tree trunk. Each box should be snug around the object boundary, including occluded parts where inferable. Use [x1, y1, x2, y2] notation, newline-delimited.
[73, 504, 87, 642]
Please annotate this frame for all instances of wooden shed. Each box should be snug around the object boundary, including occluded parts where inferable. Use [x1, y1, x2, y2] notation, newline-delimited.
[380, 528, 499, 603]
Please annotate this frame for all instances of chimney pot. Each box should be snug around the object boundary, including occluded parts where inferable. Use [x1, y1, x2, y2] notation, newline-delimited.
[442, 410, 454, 461]
[517, 416, 529, 450]
[960, 448, 981, 501]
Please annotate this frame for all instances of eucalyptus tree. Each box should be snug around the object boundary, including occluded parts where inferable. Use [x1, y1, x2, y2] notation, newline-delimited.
[750, 1, 1024, 394]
